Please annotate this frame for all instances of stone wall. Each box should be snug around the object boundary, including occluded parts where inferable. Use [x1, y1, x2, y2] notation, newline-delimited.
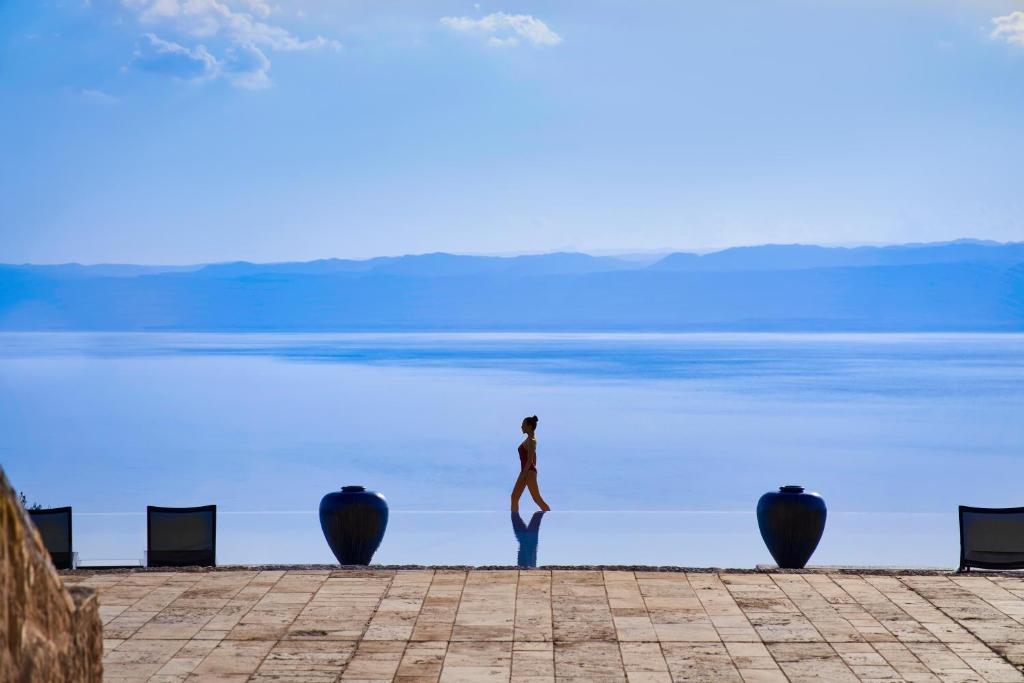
[0, 467, 102, 683]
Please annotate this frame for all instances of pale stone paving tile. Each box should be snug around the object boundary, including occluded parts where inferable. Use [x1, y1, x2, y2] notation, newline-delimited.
[133, 582, 200, 614]
[605, 571, 657, 643]
[170, 572, 259, 610]
[952, 577, 1024, 626]
[947, 641, 1024, 683]
[871, 641, 943, 681]
[905, 576, 1024, 646]
[724, 640, 787, 680]
[271, 569, 331, 594]
[660, 642, 743, 682]
[250, 638, 357, 681]
[396, 639, 448, 681]
[105, 611, 163, 641]
[94, 575, 176, 642]
[202, 571, 286, 642]
[202, 599, 257, 636]
[189, 638, 276, 676]
[512, 640, 555, 681]
[225, 599, 306, 641]
[743, 612, 823, 644]
[552, 570, 617, 643]
[60, 573, 122, 588]
[991, 643, 1024, 674]
[735, 670, 789, 683]
[839, 575, 942, 643]
[151, 639, 221, 678]
[771, 574, 867, 643]
[135, 606, 224, 640]
[515, 570, 553, 643]
[363, 570, 433, 641]
[89, 582, 150, 607]
[623, 674, 672, 683]
[991, 577, 1024, 604]
[289, 572, 393, 641]
[412, 570, 468, 642]
[618, 641, 670, 677]
[831, 641, 903, 679]
[341, 639, 406, 681]
[554, 640, 626, 681]
[452, 570, 518, 642]
[895, 576, 1024, 681]
[101, 603, 131, 624]
[104, 637, 126, 653]
[905, 641, 990, 681]
[440, 640, 513, 681]
[638, 573, 717, 643]
[722, 573, 822, 644]
[101, 637, 188, 680]
[184, 573, 284, 647]
[768, 642, 860, 682]
[844, 576, 1024, 681]
[690, 574, 760, 643]
[185, 673, 250, 682]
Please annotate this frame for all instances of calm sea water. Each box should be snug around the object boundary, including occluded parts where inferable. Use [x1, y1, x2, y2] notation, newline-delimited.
[1, 332, 1021, 568]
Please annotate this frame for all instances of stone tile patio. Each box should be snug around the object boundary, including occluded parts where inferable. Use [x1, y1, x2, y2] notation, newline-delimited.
[62, 569, 1024, 682]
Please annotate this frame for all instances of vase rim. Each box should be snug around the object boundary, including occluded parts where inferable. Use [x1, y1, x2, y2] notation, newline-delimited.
[341, 485, 367, 492]
[779, 485, 805, 493]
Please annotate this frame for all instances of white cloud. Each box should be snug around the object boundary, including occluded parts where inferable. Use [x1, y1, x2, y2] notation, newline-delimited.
[124, 0, 339, 50]
[235, 0, 272, 19]
[991, 11, 1024, 46]
[224, 42, 271, 89]
[440, 12, 561, 48]
[131, 32, 274, 89]
[487, 35, 518, 48]
[121, 0, 339, 89]
[132, 33, 220, 82]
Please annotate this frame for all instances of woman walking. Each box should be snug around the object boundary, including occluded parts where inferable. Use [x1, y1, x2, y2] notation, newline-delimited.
[511, 415, 551, 513]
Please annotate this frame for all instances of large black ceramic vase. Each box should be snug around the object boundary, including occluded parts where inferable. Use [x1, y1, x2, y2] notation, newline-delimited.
[756, 485, 826, 569]
[319, 486, 389, 565]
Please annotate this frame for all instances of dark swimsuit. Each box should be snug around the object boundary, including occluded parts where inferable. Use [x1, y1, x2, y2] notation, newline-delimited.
[518, 442, 536, 472]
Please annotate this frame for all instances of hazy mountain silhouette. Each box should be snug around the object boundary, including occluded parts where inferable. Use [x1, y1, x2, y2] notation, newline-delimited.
[650, 240, 1024, 272]
[2, 241, 1022, 331]
[164, 251, 642, 279]
[1, 263, 204, 278]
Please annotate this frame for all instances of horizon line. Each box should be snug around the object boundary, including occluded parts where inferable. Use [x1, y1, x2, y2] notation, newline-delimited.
[3, 236, 1016, 269]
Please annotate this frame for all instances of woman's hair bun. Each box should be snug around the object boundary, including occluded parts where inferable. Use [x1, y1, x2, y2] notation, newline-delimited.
[532, 415, 539, 421]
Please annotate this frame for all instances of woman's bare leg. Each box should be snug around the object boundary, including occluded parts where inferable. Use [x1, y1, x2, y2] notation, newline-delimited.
[525, 471, 551, 511]
[511, 472, 528, 512]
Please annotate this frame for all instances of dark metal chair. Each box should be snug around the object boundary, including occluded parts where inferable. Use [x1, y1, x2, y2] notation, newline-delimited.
[959, 505, 1024, 571]
[147, 505, 217, 567]
[28, 506, 75, 570]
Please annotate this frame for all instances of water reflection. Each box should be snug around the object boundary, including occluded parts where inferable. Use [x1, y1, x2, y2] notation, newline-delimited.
[511, 511, 546, 567]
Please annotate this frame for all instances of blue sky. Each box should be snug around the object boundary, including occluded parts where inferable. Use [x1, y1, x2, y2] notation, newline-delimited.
[2, 0, 1023, 264]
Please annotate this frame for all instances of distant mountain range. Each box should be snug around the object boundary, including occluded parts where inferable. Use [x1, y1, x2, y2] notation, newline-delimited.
[2, 240, 1022, 331]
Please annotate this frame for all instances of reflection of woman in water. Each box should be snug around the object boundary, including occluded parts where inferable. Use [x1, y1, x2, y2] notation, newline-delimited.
[511, 415, 551, 513]
[511, 511, 546, 567]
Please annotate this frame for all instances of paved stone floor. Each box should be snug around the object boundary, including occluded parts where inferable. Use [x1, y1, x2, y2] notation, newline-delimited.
[62, 569, 1024, 682]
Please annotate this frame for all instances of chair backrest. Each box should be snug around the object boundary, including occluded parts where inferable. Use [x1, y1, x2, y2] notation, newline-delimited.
[959, 505, 1024, 571]
[147, 505, 216, 567]
[28, 507, 73, 570]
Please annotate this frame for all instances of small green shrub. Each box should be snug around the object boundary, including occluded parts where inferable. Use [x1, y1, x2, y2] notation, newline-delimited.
[18, 492, 44, 511]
